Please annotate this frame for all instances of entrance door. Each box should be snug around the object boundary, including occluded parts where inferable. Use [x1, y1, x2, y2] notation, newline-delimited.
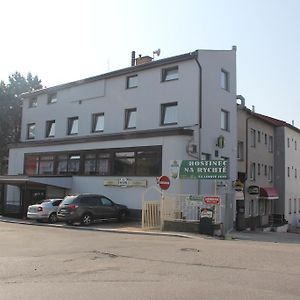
[236, 200, 246, 231]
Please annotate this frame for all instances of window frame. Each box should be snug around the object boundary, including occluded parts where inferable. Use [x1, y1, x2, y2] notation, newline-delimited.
[126, 75, 138, 89]
[220, 69, 229, 91]
[91, 113, 104, 133]
[67, 116, 79, 135]
[250, 162, 256, 181]
[124, 108, 137, 129]
[237, 141, 244, 160]
[27, 123, 36, 140]
[47, 93, 57, 104]
[221, 109, 229, 131]
[161, 102, 178, 126]
[250, 128, 256, 148]
[161, 66, 179, 82]
[28, 97, 37, 108]
[45, 120, 55, 138]
[24, 146, 162, 177]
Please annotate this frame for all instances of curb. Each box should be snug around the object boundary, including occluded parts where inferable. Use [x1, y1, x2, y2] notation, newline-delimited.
[0, 217, 198, 239]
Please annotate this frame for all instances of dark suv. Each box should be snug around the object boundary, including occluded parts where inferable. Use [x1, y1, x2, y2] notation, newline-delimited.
[57, 194, 129, 225]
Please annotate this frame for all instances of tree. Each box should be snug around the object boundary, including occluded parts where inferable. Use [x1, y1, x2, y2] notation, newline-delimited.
[0, 72, 43, 174]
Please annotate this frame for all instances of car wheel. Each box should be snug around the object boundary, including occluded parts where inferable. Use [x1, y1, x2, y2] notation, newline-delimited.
[48, 213, 58, 224]
[81, 213, 93, 226]
[118, 210, 127, 222]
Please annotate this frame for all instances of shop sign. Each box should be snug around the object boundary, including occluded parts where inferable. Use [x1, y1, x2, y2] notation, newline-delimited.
[186, 195, 203, 201]
[170, 160, 229, 180]
[204, 196, 220, 205]
[104, 178, 147, 188]
[233, 180, 244, 191]
[247, 185, 260, 195]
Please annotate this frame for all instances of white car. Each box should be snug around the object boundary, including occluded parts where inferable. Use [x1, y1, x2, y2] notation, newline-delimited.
[27, 199, 63, 223]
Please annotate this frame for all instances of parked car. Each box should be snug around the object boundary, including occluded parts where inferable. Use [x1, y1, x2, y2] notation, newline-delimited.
[27, 199, 63, 223]
[57, 194, 129, 225]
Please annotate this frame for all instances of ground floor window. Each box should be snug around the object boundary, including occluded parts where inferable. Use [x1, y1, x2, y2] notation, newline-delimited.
[24, 146, 162, 177]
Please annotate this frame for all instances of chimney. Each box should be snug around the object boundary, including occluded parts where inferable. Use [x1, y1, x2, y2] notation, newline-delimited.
[135, 54, 153, 65]
[131, 51, 136, 66]
[252, 105, 255, 112]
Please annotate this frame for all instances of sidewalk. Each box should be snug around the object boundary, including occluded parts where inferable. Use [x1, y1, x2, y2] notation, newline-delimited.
[0, 215, 199, 239]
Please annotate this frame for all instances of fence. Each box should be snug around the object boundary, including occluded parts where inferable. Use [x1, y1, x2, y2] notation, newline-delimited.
[141, 187, 234, 235]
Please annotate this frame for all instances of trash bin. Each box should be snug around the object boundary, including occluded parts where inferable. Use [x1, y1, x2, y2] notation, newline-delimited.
[199, 208, 214, 236]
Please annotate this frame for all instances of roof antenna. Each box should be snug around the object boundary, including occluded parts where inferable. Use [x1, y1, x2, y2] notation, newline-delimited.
[153, 48, 161, 59]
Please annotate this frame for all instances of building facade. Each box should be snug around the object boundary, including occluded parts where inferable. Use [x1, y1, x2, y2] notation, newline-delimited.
[1, 49, 237, 225]
[236, 102, 278, 230]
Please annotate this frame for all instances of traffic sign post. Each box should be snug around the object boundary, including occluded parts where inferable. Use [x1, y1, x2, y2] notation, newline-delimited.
[157, 175, 170, 190]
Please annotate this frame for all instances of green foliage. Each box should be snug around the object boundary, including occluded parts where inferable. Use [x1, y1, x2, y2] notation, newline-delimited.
[0, 72, 43, 174]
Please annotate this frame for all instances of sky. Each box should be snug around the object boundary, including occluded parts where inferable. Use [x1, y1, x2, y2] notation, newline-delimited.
[1, 0, 299, 126]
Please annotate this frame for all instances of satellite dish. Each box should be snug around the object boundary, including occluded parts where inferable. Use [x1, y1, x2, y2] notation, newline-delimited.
[153, 48, 161, 58]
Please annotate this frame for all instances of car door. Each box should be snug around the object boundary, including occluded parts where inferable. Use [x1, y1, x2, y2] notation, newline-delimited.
[99, 196, 117, 219]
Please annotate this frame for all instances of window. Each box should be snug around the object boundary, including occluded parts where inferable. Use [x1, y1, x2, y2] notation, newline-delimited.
[68, 154, 80, 174]
[257, 131, 261, 142]
[39, 155, 54, 175]
[220, 69, 229, 91]
[250, 129, 256, 147]
[268, 136, 273, 152]
[162, 66, 178, 81]
[258, 163, 261, 176]
[47, 93, 57, 104]
[161, 102, 177, 125]
[24, 146, 161, 177]
[264, 165, 267, 176]
[92, 113, 104, 132]
[289, 198, 292, 214]
[295, 141, 297, 150]
[114, 152, 135, 176]
[126, 75, 138, 89]
[201, 153, 211, 160]
[45, 120, 55, 138]
[27, 123, 36, 139]
[29, 97, 37, 108]
[24, 155, 39, 175]
[250, 162, 256, 180]
[67, 117, 78, 135]
[124, 108, 137, 129]
[221, 109, 229, 131]
[268, 166, 273, 182]
[264, 134, 267, 145]
[298, 198, 300, 213]
[237, 141, 244, 160]
[287, 138, 290, 148]
[288, 167, 290, 177]
[294, 199, 297, 213]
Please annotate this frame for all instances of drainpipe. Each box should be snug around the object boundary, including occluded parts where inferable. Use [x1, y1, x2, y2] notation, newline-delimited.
[194, 50, 202, 194]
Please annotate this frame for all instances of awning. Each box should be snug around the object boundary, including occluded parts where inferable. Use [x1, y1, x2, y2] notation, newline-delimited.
[235, 190, 244, 200]
[259, 187, 279, 200]
[0, 175, 72, 189]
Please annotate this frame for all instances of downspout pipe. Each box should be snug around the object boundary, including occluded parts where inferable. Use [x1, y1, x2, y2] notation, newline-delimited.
[194, 50, 202, 194]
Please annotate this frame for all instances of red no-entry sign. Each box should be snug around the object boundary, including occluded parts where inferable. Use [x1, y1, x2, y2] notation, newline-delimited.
[157, 176, 170, 190]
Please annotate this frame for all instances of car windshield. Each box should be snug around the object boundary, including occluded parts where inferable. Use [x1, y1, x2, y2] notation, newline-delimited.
[62, 196, 77, 205]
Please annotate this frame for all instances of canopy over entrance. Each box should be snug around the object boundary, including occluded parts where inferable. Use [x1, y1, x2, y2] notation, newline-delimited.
[259, 187, 279, 200]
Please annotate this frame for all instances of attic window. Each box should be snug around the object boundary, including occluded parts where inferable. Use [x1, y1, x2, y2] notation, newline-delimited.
[162, 66, 179, 82]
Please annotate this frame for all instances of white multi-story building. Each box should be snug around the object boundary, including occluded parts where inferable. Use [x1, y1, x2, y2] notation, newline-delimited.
[0, 48, 237, 223]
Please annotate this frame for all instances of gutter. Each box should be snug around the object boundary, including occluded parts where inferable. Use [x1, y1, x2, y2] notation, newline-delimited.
[194, 50, 203, 194]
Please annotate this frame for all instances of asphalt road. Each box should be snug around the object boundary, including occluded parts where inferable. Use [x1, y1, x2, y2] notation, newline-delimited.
[1, 222, 300, 300]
